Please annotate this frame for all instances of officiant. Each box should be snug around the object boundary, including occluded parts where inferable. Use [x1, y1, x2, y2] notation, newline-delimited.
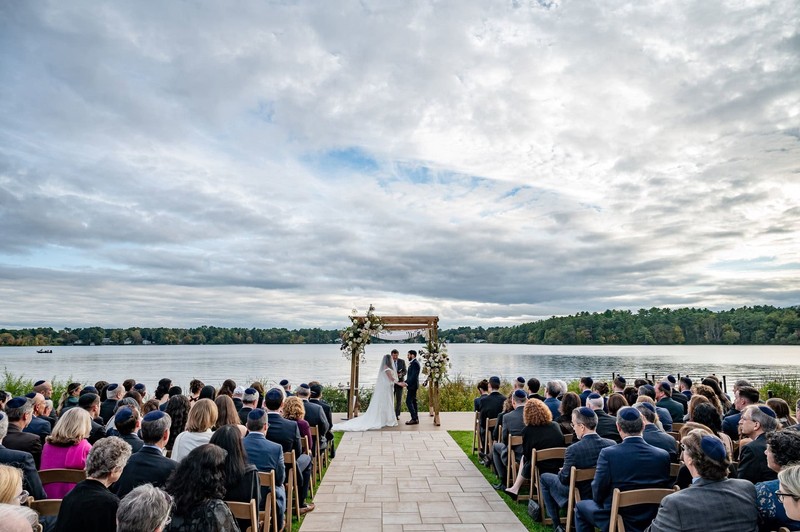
[391, 349, 407, 419]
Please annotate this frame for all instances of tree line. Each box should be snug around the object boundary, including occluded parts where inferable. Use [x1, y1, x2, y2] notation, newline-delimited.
[1, 305, 798, 347]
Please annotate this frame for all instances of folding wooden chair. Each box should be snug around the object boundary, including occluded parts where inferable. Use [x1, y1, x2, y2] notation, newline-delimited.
[300, 436, 314, 498]
[224, 499, 258, 532]
[506, 434, 523, 488]
[667, 431, 680, 442]
[258, 471, 278, 532]
[564, 433, 574, 445]
[472, 411, 481, 455]
[29, 499, 62, 517]
[38, 468, 87, 486]
[565, 466, 596, 532]
[484, 418, 498, 458]
[669, 463, 682, 480]
[283, 451, 300, 523]
[309, 426, 323, 483]
[608, 486, 679, 532]
[671, 422, 684, 433]
[531, 447, 567, 524]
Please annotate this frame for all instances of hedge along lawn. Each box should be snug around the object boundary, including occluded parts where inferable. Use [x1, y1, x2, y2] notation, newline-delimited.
[448, 430, 550, 532]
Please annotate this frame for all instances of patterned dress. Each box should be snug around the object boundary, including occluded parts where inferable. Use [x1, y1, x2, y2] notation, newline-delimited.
[165, 499, 240, 532]
[755, 478, 800, 531]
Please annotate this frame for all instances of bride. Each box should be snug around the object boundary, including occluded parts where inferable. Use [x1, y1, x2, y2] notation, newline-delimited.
[333, 353, 406, 431]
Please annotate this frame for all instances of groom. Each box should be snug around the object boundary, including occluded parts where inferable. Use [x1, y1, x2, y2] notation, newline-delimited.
[405, 350, 420, 425]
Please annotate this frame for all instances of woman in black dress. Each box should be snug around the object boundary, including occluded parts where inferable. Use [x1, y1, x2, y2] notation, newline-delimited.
[209, 425, 260, 530]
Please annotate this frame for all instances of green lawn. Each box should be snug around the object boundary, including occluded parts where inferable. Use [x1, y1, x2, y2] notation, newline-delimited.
[448, 430, 551, 532]
[291, 432, 344, 532]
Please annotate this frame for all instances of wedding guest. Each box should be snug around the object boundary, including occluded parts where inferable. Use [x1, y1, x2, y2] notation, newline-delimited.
[634, 403, 678, 462]
[116, 410, 176, 498]
[199, 385, 216, 401]
[3, 398, 42, 467]
[280, 379, 293, 397]
[40, 407, 93, 498]
[767, 398, 797, 427]
[588, 393, 621, 443]
[0, 392, 9, 412]
[209, 425, 260, 531]
[116, 484, 172, 532]
[214, 395, 246, 437]
[308, 382, 335, 458]
[283, 396, 311, 449]
[170, 398, 217, 462]
[295, 384, 329, 455]
[217, 379, 237, 398]
[0, 412, 46, 500]
[543, 381, 562, 420]
[556, 392, 581, 437]
[686, 394, 710, 422]
[778, 465, 800, 521]
[528, 378, 545, 401]
[478, 376, 505, 463]
[755, 430, 800, 531]
[0, 504, 39, 531]
[165, 395, 190, 451]
[473, 379, 489, 412]
[607, 393, 628, 417]
[22, 392, 50, 445]
[238, 388, 258, 425]
[723, 385, 760, 441]
[115, 407, 144, 453]
[249, 381, 265, 409]
[188, 379, 205, 405]
[142, 398, 160, 414]
[0, 464, 25, 505]
[691, 383, 724, 417]
[54, 436, 132, 532]
[133, 382, 147, 400]
[56, 382, 82, 416]
[154, 378, 172, 406]
[578, 377, 593, 405]
[691, 402, 734, 459]
[243, 409, 286, 529]
[100, 384, 125, 423]
[702, 376, 733, 413]
[738, 405, 779, 483]
[123, 389, 144, 410]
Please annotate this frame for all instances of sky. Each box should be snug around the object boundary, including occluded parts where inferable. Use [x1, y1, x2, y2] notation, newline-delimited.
[1, 1, 799, 330]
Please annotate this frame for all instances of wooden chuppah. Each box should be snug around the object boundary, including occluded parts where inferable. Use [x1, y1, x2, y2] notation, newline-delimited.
[347, 315, 442, 425]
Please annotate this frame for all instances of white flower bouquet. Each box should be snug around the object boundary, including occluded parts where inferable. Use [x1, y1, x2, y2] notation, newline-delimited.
[340, 305, 384, 363]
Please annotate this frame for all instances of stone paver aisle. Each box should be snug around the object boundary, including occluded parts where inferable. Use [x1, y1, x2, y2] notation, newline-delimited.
[300, 431, 527, 532]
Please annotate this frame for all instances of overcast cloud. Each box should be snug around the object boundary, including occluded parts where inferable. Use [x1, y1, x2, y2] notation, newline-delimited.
[1, 0, 798, 330]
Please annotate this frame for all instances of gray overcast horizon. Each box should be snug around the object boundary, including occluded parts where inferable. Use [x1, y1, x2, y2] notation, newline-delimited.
[1, 1, 798, 330]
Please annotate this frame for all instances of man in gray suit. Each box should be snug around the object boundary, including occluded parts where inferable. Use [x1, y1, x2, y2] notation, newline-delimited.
[646, 430, 758, 531]
[391, 349, 406, 419]
[491, 389, 528, 489]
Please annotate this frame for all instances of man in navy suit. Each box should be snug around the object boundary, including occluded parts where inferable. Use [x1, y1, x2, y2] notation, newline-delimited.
[579, 377, 593, 406]
[243, 409, 286, 530]
[635, 403, 679, 463]
[540, 407, 616, 532]
[295, 384, 329, 454]
[115, 410, 177, 498]
[22, 393, 51, 445]
[3, 397, 42, 468]
[722, 386, 759, 441]
[309, 383, 335, 458]
[575, 407, 671, 532]
[737, 404, 779, 484]
[0, 412, 46, 500]
[478, 376, 506, 464]
[405, 350, 421, 425]
[543, 381, 562, 421]
[587, 393, 621, 443]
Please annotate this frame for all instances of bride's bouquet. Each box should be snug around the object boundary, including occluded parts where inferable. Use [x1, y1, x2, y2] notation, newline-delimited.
[420, 337, 450, 385]
[340, 305, 384, 363]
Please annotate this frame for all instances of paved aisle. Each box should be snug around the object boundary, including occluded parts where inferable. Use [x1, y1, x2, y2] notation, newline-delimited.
[300, 430, 527, 532]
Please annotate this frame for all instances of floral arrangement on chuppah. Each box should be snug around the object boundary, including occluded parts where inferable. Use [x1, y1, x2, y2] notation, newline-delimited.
[419, 337, 450, 385]
[340, 304, 384, 363]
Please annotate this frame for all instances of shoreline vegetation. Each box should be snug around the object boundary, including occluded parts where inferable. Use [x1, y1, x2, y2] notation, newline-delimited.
[2, 305, 799, 347]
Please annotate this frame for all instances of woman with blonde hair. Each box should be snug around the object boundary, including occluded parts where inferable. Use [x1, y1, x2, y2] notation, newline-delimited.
[0, 465, 25, 505]
[778, 464, 800, 521]
[170, 398, 217, 462]
[213, 395, 246, 437]
[40, 407, 92, 498]
[283, 396, 311, 447]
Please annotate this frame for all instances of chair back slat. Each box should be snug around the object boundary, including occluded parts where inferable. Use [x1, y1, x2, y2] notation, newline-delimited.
[258, 471, 278, 532]
[224, 499, 258, 532]
[532, 447, 567, 524]
[30, 499, 62, 517]
[565, 466, 596, 532]
[38, 468, 87, 485]
[608, 486, 679, 532]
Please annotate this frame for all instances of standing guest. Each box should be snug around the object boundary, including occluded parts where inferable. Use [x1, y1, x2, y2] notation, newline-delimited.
[755, 430, 800, 531]
[634, 403, 678, 462]
[528, 378, 545, 401]
[242, 409, 286, 531]
[645, 430, 757, 532]
[3, 398, 42, 468]
[164, 395, 190, 451]
[575, 407, 671, 532]
[738, 405, 780, 483]
[504, 399, 566, 500]
[691, 402, 734, 459]
[78, 393, 107, 444]
[217, 379, 237, 398]
[295, 384, 329, 454]
[213, 395, 246, 437]
[308, 383, 335, 458]
[778, 464, 800, 521]
[723, 386, 760, 441]
[474, 379, 490, 412]
[209, 425, 260, 531]
[543, 381, 562, 421]
[56, 382, 82, 416]
[249, 381, 265, 409]
[655, 382, 683, 424]
[478, 376, 506, 464]
[22, 392, 51, 445]
[238, 388, 258, 425]
[100, 384, 124, 424]
[164, 444, 239, 531]
[578, 377, 593, 406]
[279, 379, 293, 397]
[115, 410, 176, 498]
[154, 378, 172, 406]
[490, 389, 527, 490]
[54, 436, 132, 532]
[171, 398, 218, 462]
[114, 407, 144, 453]
[231, 386, 245, 411]
[557, 392, 581, 437]
[587, 393, 621, 443]
[607, 394, 628, 417]
[283, 396, 311, 449]
[40, 407, 92, 498]
[0, 412, 45, 501]
[116, 484, 172, 532]
[767, 398, 797, 428]
[188, 379, 205, 405]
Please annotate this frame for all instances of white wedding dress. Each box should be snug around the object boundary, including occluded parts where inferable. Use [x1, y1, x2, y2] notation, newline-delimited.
[333, 356, 399, 431]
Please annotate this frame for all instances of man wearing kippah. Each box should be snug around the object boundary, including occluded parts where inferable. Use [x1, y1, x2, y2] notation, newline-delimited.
[115, 410, 176, 498]
[100, 384, 123, 424]
[655, 382, 683, 424]
[238, 388, 258, 425]
[575, 407, 671, 532]
[295, 384, 329, 455]
[478, 376, 506, 465]
[243, 408, 287, 528]
[3, 397, 43, 468]
[490, 389, 528, 490]
[738, 404, 779, 484]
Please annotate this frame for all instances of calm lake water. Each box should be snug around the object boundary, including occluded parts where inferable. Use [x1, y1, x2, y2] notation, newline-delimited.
[3, 344, 799, 392]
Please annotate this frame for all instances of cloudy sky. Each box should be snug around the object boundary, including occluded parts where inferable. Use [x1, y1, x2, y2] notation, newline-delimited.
[1, 1, 798, 330]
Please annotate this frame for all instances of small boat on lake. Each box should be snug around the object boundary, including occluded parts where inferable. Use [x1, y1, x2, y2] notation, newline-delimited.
[36, 349, 52, 354]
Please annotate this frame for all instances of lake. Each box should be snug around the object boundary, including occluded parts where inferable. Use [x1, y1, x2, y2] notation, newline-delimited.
[4, 343, 799, 393]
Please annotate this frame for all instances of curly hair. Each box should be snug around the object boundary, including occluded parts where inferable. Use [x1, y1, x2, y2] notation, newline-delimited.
[767, 430, 800, 468]
[214, 395, 240, 430]
[166, 444, 227, 516]
[165, 395, 191, 450]
[607, 394, 628, 417]
[86, 436, 132, 479]
[524, 399, 553, 426]
[559, 392, 580, 419]
[682, 429, 730, 480]
[189, 379, 205, 395]
[692, 384, 723, 414]
[47, 407, 91, 446]
[283, 396, 306, 421]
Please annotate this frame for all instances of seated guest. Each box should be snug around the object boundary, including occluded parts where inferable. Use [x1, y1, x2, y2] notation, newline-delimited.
[645, 430, 757, 531]
[539, 407, 615, 529]
[490, 389, 527, 490]
[755, 430, 800, 532]
[54, 436, 132, 532]
[116, 484, 172, 532]
[504, 398, 566, 500]
[283, 396, 312, 450]
[473, 379, 489, 412]
[666, 375, 688, 414]
[308, 383, 335, 458]
[0, 392, 8, 412]
[0, 503, 40, 530]
[164, 444, 239, 531]
[767, 398, 797, 428]
[723, 385, 760, 441]
[634, 403, 678, 462]
[100, 384, 125, 423]
[0, 464, 25, 505]
[592, 381, 610, 412]
[170, 398, 217, 462]
[115, 407, 144, 453]
[133, 382, 147, 400]
[280, 379, 293, 397]
[612, 375, 627, 395]
[295, 384, 329, 455]
[678, 376, 692, 399]
[198, 385, 216, 401]
[638, 385, 673, 431]
[513, 376, 526, 391]
[40, 408, 93, 498]
[122, 379, 136, 392]
[738, 405, 779, 484]
[587, 393, 621, 443]
[527, 378, 545, 401]
[691, 383, 723, 417]
[159, 386, 183, 412]
[686, 394, 710, 422]
[78, 393, 107, 444]
[164, 395, 190, 451]
[22, 393, 51, 445]
[210, 425, 260, 531]
[578, 377, 593, 406]
[123, 389, 144, 410]
[56, 382, 82, 416]
[702, 376, 733, 414]
[691, 402, 734, 459]
[238, 388, 258, 425]
[243, 409, 286, 530]
[0, 412, 45, 500]
[637, 397, 665, 431]
[575, 407, 671, 532]
[188, 379, 205, 405]
[623, 386, 640, 408]
[250, 381, 266, 409]
[778, 464, 800, 522]
[543, 381, 562, 421]
[217, 379, 237, 398]
[3, 398, 42, 468]
[607, 394, 628, 417]
[116, 410, 176, 498]
[655, 382, 683, 424]
[232, 386, 245, 411]
[142, 398, 160, 414]
[478, 376, 506, 463]
[213, 394, 246, 437]
[556, 392, 581, 437]
[154, 378, 172, 406]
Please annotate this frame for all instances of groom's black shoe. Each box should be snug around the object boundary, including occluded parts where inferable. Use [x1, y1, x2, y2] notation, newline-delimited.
[405, 419, 419, 425]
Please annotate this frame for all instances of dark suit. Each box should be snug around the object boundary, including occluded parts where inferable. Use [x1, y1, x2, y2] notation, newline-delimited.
[479, 391, 506, 450]
[119, 432, 144, 453]
[243, 432, 286, 530]
[4, 424, 42, 468]
[238, 406, 254, 426]
[265, 412, 312, 508]
[738, 433, 777, 484]
[23, 415, 51, 445]
[645, 477, 758, 531]
[579, 389, 591, 406]
[301, 399, 330, 452]
[88, 418, 106, 445]
[393, 357, 407, 417]
[99, 398, 117, 424]
[405, 358, 421, 422]
[670, 391, 688, 415]
[54, 479, 118, 532]
[642, 424, 679, 463]
[544, 397, 561, 420]
[309, 398, 334, 452]
[491, 406, 525, 483]
[656, 397, 684, 424]
[520, 422, 566, 479]
[576, 436, 671, 532]
[594, 409, 622, 443]
[115, 445, 177, 498]
[0, 444, 46, 500]
[722, 412, 742, 441]
[655, 407, 673, 432]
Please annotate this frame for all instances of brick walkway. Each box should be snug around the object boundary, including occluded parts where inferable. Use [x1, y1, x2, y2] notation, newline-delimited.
[299, 430, 527, 532]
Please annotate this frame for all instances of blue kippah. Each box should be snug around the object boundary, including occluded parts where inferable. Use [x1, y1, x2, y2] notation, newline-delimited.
[34, 380, 46, 386]
[516, 376, 525, 384]
[143, 410, 167, 422]
[588, 393, 602, 399]
[667, 375, 676, 384]
[639, 402, 656, 413]
[266, 388, 283, 401]
[244, 388, 257, 395]
[660, 381, 672, 393]
[134, 383, 146, 390]
[489, 376, 501, 384]
[617, 376, 626, 383]
[618, 407, 641, 421]
[115, 407, 134, 423]
[513, 389, 527, 399]
[643, 384, 655, 392]
[82, 386, 98, 394]
[279, 379, 289, 386]
[107, 383, 119, 391]
[578, 407, 595, 417]
[7, 397, 27, 409]
[24, 392, 36, 399]
[758, 405, 777, 418]
[248, 408, 267, 421]
[299, 383, 310, 389]
[700, 435, 726, 462]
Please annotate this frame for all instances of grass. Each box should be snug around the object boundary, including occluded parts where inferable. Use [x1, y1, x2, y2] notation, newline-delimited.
[448, 430, 550, 532]
[290, 431, 344, 532]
